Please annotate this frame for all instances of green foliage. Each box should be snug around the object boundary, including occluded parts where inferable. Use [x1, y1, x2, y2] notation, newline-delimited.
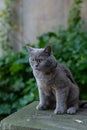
[0, 47, 38, 118]
[0, 0, 13, 55]
[68, 0, 82, 32]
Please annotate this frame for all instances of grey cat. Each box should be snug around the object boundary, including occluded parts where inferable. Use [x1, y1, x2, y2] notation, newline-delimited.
[28, 46, 80, 114]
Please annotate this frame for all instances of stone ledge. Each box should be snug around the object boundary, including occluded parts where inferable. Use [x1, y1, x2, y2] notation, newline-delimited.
[0, 101, 87, 130]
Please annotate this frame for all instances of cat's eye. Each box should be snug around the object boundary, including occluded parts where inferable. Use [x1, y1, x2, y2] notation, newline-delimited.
[38, 59, 44, 62]
[32, 58, 44, 62]
[32, 59, 35, 62]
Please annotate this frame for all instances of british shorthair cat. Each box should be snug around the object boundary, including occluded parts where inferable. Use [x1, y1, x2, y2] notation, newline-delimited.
[28, 46, 80, 114]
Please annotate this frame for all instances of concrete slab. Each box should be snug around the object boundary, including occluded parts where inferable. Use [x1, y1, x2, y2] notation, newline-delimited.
[0, 101, 87, 130]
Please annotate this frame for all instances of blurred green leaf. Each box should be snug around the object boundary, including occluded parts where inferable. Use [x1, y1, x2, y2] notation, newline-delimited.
[0, 104, 11, 114]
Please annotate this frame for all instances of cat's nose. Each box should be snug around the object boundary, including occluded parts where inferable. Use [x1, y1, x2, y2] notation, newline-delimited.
[35, 64, 39, 67]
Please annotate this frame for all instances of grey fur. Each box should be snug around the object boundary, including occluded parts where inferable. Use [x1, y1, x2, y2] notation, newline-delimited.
[28, 46, 79, 114]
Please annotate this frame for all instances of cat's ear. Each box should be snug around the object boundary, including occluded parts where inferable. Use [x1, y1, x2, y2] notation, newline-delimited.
[44, 46, 51, 56]
[27, 47, 34, 53]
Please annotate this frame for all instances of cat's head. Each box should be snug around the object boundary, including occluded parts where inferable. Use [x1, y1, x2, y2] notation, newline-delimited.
[28, 46, 57, 73]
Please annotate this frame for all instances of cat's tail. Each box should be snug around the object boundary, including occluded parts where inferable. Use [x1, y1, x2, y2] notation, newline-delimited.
[79, 100, 87, 108]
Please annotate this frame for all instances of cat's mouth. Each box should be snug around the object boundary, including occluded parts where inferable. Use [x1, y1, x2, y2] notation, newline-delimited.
[35, 67, 41, 71]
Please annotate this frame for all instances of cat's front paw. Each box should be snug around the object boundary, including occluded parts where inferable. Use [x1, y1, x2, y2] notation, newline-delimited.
[67, 107, 76, 114]
[54, 108, 66, 114]
[36, 104, 48, 110]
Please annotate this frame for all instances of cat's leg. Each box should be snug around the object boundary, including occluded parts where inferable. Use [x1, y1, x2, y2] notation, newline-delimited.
[54, 88, 68, 114]
[67, 84, 79, 114]
[36, 87, 50, 110]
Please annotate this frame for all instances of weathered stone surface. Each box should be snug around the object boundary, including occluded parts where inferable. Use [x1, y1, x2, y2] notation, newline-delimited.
[0, 101, 87, 130]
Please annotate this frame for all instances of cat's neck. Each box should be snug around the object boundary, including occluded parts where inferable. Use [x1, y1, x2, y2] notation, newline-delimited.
[33, 63, 58, 82]
[43, 62, 58, 75]
[33, 61, 58, 80]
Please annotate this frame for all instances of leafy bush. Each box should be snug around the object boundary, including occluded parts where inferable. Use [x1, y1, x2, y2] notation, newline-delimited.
[0, 47, 38, 120]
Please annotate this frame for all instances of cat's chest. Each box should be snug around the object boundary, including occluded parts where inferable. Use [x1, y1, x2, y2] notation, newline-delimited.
[33, 70, 58, 95]
[33, 70, 54, 84]
[35, 72, 56, 92]
[36, 78, 55, 96]
[36, 76, 51, 86]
